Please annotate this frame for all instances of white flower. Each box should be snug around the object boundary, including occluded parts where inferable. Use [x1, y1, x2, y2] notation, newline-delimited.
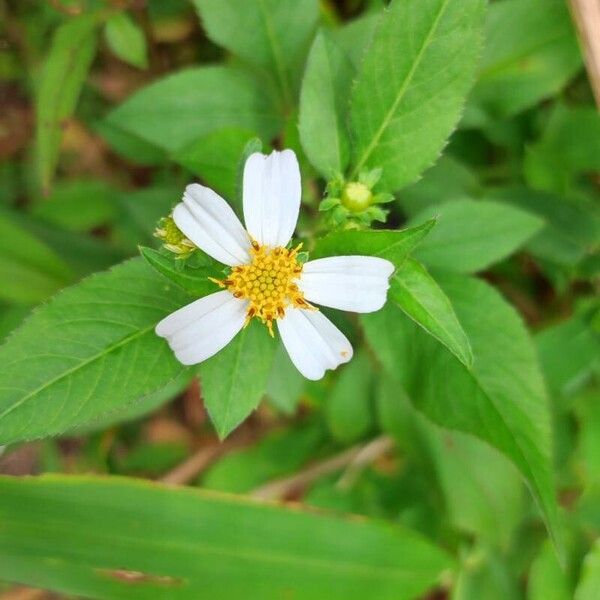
[156, 149, 394, 380]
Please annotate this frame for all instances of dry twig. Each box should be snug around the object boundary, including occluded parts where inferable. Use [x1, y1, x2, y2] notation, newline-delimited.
[569, 0, 600, 108]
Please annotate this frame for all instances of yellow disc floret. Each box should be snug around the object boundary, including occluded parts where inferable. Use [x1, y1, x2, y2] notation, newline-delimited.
[211, 240, 313, 336]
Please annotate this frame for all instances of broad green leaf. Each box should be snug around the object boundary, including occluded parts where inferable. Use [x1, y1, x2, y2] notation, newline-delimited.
[266, 343, 306, 414]
[299, 31, 354, 177]
[389, 259, 473, 367]
[487, 186, 599, 268]
[536, 314, 600, 397]
[349, 0, 485, 191]
[524, 106, 600, 195]
[0, 209, 74, 305]
[326, 349, 374, 443]
[203, 423, 325, 492]
[172, 128, 258, 204]
[117, 186, 180, 244]
[105, 12, 148, 69]
[36, 13, 100, 192]
[79, 371, 193, 433]
[575, 541, 600, 600]
[466, 0, 581, 123]
[528, 541, 572, 600]
[200, 321, 276, 439]
[11, 210, 127, 279]
[106, 66, 282, 153]
[31, 179, 118, 232]
[0, 474, 453, 600]
[312, 220, 435, 267]
[362, 273, 559, 545]
[452, 548, 520, 600]
[140, 246, 221, 297]
[331, 12, 380, 68]
[94, 119, 167, 166]
[398, 155, 481, 217]
[409, 199, 543, 273]
[0, 258, 191, 444]
[193, 0, 319, 105]
[425, 427, 523, 549]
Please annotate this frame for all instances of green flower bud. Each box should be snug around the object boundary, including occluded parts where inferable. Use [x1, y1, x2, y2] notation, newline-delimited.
[154, 215, 196, 259]
[341, 182, 373, 213]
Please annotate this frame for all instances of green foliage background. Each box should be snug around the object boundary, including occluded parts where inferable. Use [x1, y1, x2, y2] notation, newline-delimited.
[0, 0, 598, 598]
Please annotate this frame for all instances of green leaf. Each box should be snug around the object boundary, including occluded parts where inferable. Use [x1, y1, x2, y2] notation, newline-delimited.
[11, 210, 127, 279]
[425, 428, 523, 549]
[326, 349, 374, 443]
[94, 119, 167, 166]
[204, 423, 325, 492]
[362, 273, 559, 545]
[193, 0, 319, 105]
[299, 31, 354, 177]
[524, 106, 600, 195]
[575, 541, 600, 600]
[389, 259, 473, 367]
[172, 128, 259, 204]
[452, 547, 521, 600]
[0, 209, 74, 305]
[105, 12, 148, 69]
[409, 199, 543, 273]
[117, 186, 180, 244]
[0, 257, 191, 444]
[36, 13, 101, 192]
[200, 321, 276, 439]
[528, 541, 572, 600]
[487, 186, 599, 268]
[312, 220, 435, 267]
[466, 0, 581, 123]
[0, 474, 454, 600]
[140, 247, 221, 297]
[266, 343, 306, 414]
[349, 0, 485, 191]
[398, 155, 481, 218]
[331, 12, 380, 69]
[536, 314, 600, 397]
[106, 66, 282, 153]
[31, 179, 118, 232]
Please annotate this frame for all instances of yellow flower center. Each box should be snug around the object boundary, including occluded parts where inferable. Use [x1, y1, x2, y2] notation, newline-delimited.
[211, 241, 312, 336]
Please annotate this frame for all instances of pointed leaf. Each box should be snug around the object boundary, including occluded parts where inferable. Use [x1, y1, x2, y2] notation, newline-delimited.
[0, 474, 454, 600]
[299, 31, 355, 177]
[363, 273, 559, 546]
[312, 220, 435, 267]
[200, 321, 276, 438]
[0, 258, 191, 444]
[349, 0, 485, 191]
[389, 259, 473, 367]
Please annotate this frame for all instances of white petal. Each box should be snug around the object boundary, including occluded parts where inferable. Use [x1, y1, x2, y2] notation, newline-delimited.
[298, 256, 395, 313]
[156, 291, 247, 366]
[277, 308, 353, 380]
[242, 149, 301, 248]
[173, 183, 251, 266]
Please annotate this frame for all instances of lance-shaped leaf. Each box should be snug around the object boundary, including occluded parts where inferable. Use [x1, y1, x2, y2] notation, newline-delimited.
[312, 220, 435, 267]
[299, 31, 355, 177]
[349, 0, 485, 191]
[106, 66, 282, 153]
[0, 474, 453, 600]
[0, 258, 192, 444]
[193, 0, 319, 105]
[408, 199, 544, 273]
[36, 13, 101, 192]
[389, 259, 472, 367]
[200, 321, 276, 439]
[362, 272, 559, 546]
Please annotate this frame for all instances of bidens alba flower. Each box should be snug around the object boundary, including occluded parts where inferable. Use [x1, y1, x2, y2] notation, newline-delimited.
[156, 149, 394, 380]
